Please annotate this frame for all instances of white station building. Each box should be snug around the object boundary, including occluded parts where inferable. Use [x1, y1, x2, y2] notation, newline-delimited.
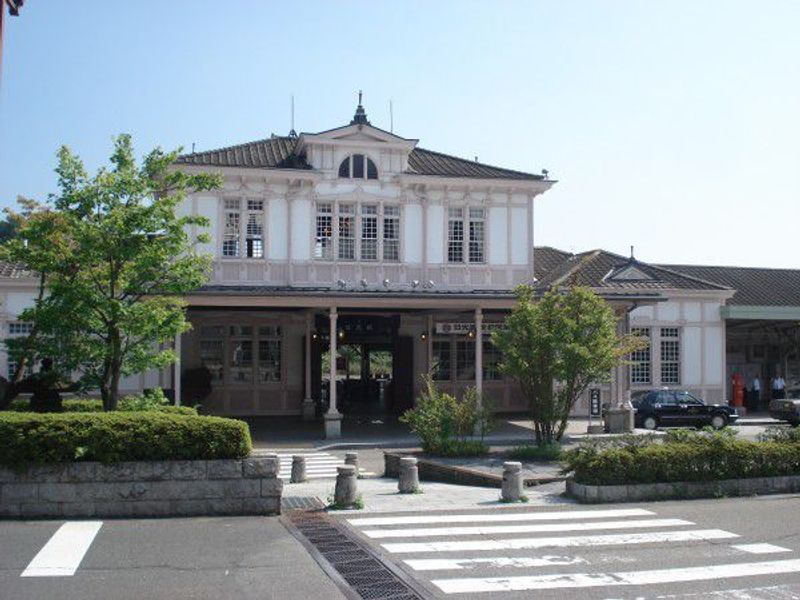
[2, 101, 799, 434]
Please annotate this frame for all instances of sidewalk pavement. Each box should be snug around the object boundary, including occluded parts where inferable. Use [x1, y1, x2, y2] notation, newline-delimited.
[282, 476, 572, 514]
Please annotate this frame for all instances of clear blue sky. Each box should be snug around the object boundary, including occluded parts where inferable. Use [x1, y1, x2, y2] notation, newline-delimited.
[1, 1, 798, 267]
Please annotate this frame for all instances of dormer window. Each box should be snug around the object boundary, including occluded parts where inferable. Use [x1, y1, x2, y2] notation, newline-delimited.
[338, 154, 378, 180]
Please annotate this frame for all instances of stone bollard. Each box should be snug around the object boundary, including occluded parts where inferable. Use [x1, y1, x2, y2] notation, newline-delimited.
[334, 465, 358, 507]
[290, 455, 307, 483]
[345, 452, 359, 475]
[398, 457, 419, 494]
[501, 461, 523, 502]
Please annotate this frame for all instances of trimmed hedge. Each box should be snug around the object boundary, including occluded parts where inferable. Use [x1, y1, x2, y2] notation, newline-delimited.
[0, 411, 251, 466]
[6, 398, 198, 416]
[566, 438, 800, 486]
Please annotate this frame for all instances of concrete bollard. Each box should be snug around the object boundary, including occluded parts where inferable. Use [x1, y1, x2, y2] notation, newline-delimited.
[290, 455, 307, 483]
[398, 457, 419, 494]
[345, 452, 359, 474]
[501, 461, 523, 502]
[334, 465, 358, 507]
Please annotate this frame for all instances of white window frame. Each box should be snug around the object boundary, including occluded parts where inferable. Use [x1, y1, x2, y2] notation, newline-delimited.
[314, 200, 401, 262]
[447, 206, 485, 264]
[660, 327, 681, 385]
[221, 198, 265, 259]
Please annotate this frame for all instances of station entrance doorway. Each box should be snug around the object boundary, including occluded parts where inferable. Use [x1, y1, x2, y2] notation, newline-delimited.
[309, 314, 414, 420]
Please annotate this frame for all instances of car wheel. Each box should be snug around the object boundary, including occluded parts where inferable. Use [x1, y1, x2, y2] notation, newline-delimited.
[710, 414, 728, 430]
[643, 416, 658, 430]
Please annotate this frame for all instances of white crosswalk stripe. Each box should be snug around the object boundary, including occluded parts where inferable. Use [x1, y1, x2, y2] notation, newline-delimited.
[276, 452, 373, 480]
[345, 506, 799, 596]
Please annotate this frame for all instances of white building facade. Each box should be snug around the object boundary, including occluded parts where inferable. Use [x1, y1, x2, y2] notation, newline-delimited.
[7, 102, 791, 432]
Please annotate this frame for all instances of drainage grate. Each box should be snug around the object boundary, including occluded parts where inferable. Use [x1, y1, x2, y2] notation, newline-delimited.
[282, 496, 325, 511]
[288, 511, 425, 600]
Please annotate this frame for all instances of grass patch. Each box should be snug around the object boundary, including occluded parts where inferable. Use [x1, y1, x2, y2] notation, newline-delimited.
[507, 443, 563, 461]
[326, 492, 365, 511]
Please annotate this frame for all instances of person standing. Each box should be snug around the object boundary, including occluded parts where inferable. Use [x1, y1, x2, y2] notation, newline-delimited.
[751, 374, 761, 409]
[772, 374, 786, 400]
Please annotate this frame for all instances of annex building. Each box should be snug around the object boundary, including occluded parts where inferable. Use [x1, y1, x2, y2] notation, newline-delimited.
[1, 101, 798, 435]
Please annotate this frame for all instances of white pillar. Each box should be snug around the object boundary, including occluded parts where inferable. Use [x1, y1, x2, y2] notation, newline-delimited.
[174, 333, 182, 406]
[324, 306, 342, 438]
[302, 311, 315, 421]
[475, 308, 483, 404]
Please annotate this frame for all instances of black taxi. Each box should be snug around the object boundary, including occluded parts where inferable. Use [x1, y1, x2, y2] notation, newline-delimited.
[632, 389, 739, 430]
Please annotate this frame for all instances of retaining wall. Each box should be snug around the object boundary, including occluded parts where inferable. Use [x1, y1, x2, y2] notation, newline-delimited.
[0, 456, 282, 518]
[567, 475, 800, 504]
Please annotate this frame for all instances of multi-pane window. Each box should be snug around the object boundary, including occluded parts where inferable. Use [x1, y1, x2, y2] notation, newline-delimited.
[199, 340, 224, 382]
[8, 322, 32, 336]
[448, 207, 485, 263]
[338, 204, 355, 260]
[456, 341, 476, 381]
[483, 341, 503, 381]
[258, 326, 282, 382]
[448, 208, 464, 263]
[6, 321, 33, 379]
[361, 205, 378, 261]
[222, 198, 264, 258]
[315, 202, 400, 262]
[383, 206, 400, 261]
[431, 336, 504, 382]
[222, 199, 241, 257]
[468, 208, 485, 263]
[630, 327, 651, 384]
[229, 325, 253, 384]
[431, 341, 452, 381]
[315, 203, 333, 259]
[245, 199, 264, 258]
[660, 327, 680, 385]
[338, 154, 378, 180]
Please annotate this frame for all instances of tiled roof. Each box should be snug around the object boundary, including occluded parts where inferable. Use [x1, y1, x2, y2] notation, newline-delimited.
[532, 248, 729, 292]
[0, 261, 34, 279]
[176, 135, 544, 181]
[660, 264, 800, 307]
[406, 147, 543, 180]
[534, 246, 573, 280]
[175, 136, 310, 170]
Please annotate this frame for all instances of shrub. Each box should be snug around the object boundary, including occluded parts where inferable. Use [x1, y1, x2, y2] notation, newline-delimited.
[563, 436, 800, 486]
[6, 396, 197, 416]
[508, 443, 563, 462]
[400, 375, 492, 455]
[664, 427, 738, 445]
[434, 440, 490, 457]
[0, 411, 251, 466]
[758, 426, 800, 444]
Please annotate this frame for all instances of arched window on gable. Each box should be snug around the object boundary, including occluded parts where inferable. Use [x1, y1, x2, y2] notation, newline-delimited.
[338, 154, 378, 180]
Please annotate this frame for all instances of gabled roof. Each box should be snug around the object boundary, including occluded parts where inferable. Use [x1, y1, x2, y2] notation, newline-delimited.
[660, 264, 800, 307]
[534, 246, 572, 280]
[532, 247, 730, 292]
[176, 136, 544, 181]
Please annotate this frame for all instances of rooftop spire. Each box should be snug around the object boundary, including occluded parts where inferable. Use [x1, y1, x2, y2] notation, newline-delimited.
[350, 89, 370, 125]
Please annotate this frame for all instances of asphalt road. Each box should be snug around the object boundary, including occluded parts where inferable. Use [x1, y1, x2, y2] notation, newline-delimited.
[0, 515, 347, 600]
[337, 494, 800, 600]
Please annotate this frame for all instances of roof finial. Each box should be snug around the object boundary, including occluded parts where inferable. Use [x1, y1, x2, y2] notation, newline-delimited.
[630, 245, 635, 260]
[351, 90, 370, 125]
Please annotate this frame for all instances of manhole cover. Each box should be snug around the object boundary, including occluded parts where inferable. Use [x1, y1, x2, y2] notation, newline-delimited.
[288, 511, 425, 600]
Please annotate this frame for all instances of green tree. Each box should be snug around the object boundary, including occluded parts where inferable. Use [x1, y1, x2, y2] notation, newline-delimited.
[1, 135, 221, 410]
[492, 285, 645, 446]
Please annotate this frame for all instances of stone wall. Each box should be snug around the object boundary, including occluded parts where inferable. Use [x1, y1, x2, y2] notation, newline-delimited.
[567, 475, 800, 504]
[0, 456, 282, 518]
